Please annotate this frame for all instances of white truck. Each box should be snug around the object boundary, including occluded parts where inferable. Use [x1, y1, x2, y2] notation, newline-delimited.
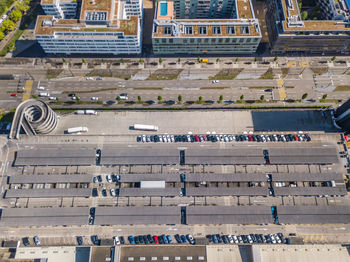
[75, 110, 97, 115]
[133, 124, 159, 131]
[39, 92, 50, 97]
[66, 127, 88, 134]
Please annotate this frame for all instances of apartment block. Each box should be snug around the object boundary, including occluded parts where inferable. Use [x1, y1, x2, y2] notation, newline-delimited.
[35, 0, 143, 55]
[266, 0, 350, 54]
[152, 0, 262, 55]
[41, 0, 77, 19]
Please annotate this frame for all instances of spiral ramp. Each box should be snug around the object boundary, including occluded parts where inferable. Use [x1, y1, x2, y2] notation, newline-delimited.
[9, 99, 59, 139]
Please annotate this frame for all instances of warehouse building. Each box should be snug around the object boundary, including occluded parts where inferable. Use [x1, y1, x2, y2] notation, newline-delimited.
[152, 0, 261, 55]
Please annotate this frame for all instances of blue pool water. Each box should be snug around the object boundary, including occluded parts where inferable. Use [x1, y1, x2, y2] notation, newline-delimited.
[160, 2, 168, 16]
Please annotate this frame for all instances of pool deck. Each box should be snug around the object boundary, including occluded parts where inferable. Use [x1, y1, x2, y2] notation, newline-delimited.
[157, 1, 173, 20]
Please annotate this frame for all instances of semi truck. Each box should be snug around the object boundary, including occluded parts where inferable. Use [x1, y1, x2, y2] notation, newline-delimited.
[66, 127, 88, 134]
[75, 110, 97, 115]
[133, 124, 158, 131]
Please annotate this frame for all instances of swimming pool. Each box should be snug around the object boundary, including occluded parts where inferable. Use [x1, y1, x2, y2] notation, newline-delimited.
[160, 2, 168, 16]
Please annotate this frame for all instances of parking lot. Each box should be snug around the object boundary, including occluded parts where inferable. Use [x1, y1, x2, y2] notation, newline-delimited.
[0, 109, 349, 247]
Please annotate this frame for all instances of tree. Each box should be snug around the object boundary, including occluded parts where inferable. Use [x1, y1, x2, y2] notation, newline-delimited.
[260, 95, 265, 101]
[178, 95, 182, 103]
[240, 94, 244, 100]
[301, 11, 308, 20]
[235, 58, 238, 63]
[159, 57, 162, 64]
[274, 56, 278, 61]
[15, 1, 30, 12]
[254, 57, 258, 62]
[157, 95, 162, 103]
[216, 58, 220, 63]
[10, 10, 22, 22]
[62, 58, 66, 63]
[140, 58, 143, 64]
[322, 94, 328, 100]
[116, 96, 121, 102]
[219, 95, 223, 103]
[198, 96, 203, 103]
[177, 57, 181, 63]
[302, 93, 308, 100]
[197, 56, 201, 63]
[331, 56, 336, 61]
[120, 58, 124, 64]
[137, 96, 142, 103]
[0, 31, 4, 41]
[82, 58, 86, 63]
[1, 19, 15, 31]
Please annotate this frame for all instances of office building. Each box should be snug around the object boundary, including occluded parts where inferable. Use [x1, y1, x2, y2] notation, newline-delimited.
[152, 0, 262, 55]
[266, 0, 350, 54]
[35, 0, 143, 55]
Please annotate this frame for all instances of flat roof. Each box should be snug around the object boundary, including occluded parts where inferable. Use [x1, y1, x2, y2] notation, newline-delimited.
[271, 173, 344, 182]
[14, 149, 96, 166]
[185, 173, 267, 182]
[0, 207, 89, 226]
[273, 186, 347, 196]
[101, 148, 179, 165]
[9, 174, 92, 184]
[185, 148, 264, 165]
[187, 206, 273, 224]
[120, 174, 181, 182]
[94, 207, 181, 225]
[269, 147, 339, 164]
[119, 188, 181, 197]
[186, 187, 269, 196]
[277, 206, 350, 224]
[4, 188, 92, 198]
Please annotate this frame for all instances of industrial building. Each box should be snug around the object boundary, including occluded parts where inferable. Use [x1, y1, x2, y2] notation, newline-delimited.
[265, 0, 350, 54]
[35, 0, 143, 55]
[152, 0, 262, 55]
[335, 98, 350, 131]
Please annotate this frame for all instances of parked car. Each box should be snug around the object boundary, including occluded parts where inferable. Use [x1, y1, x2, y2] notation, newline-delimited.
[33, 236, 40, 245]
[114, 236, 121, 245]
[128, 236, 135, 244]
[153, 235, 159, 244]
[10, 93, 17, 97]
[119, 93, 128, 100]
[22, 237, 30, 246]
[186, 234, 195, 245]
[49, 96, 57, 101]
[174, 234, 182, 243]
[76, 236, 83, 245]
[91, 97, 99, 101]
[180, 235, 187, 243]
[110, 188, 116, 197]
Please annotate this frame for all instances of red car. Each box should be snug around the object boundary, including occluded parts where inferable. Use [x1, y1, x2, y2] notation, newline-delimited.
[194, 135, 200, 142]
[10, 93, 17, 97]
[153, 235, 159, 244]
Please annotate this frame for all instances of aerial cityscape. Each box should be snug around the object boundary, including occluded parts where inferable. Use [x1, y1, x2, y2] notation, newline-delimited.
[0, 0, 349, 261]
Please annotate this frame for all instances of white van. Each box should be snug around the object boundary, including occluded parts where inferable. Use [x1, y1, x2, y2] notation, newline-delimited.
[37, 86, 45, 90]
[39, 92, 50, 97]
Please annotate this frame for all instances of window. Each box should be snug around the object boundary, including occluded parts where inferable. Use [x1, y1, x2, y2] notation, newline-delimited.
[185, 26, 193, 35]
[164, 26, 171, 35]
[241, 26, 249, 35]
[169, 39, 173, 43]
[212, 26, 221, 35]
[198, 26, 207, 35]
[190, 39, 195, 43]
[227, 26, 235, 35]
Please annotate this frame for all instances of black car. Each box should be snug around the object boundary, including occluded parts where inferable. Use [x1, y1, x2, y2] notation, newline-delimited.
[135, 236, 140, 244]
[77, 236, 83, 245]
[206, 234, 213, 242]
[242, 235, 248, 243]
[222, 235, 229, 244]
[216, 234, 223, 243]
[68, 93, 76, 97]
[22, 237, 30, 246]
[90, 207, 95, 216]
[175, 234, 182, 243]
[143, 235, 149, 244]
[147, 235, 153, 244]
[89, 216, 94, 225]
[101, 189, 107, 197]
[138, 236, 144, 244]
[91, 235, 100, 245]
[158, 235, 163, 244]
[120, 236, 125, 244]
[146, 100, 155, 105]
[165, 100, 175, 105]
[92, 188, 98, 197]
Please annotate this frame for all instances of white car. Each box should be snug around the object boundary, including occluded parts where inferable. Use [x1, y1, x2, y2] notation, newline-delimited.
[86, 77, 94, 80]
[247, 235, 253, 244]
[49, 96, 57, 101]
[224, 135, 229, 142]
[227, 235, 234, 243]
[142, 135, 146, 143]
[114, 236, 121, 245]
[212, 80, 219, 83]
[232, 235, 239, 244]
[110, 188, 116, 197]
[119, 93, 128, 100]
[91, 97, 99, 101]
[37, 86, 45, 90]
[170, 135, 175, 142]
[106, 174, 112, 183]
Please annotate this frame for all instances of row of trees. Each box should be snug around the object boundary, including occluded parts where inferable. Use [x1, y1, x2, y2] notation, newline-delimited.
[0, 0, 31, 40]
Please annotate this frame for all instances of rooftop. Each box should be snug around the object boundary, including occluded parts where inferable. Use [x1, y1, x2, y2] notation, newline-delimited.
[280, 0, 350, 32]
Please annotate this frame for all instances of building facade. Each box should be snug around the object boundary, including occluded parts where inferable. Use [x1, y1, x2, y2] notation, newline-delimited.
[40, 0, 78, 19]
[152, 0, 261, 55]
[266, 0, 350, 54]
[36, 0, 143, 55]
